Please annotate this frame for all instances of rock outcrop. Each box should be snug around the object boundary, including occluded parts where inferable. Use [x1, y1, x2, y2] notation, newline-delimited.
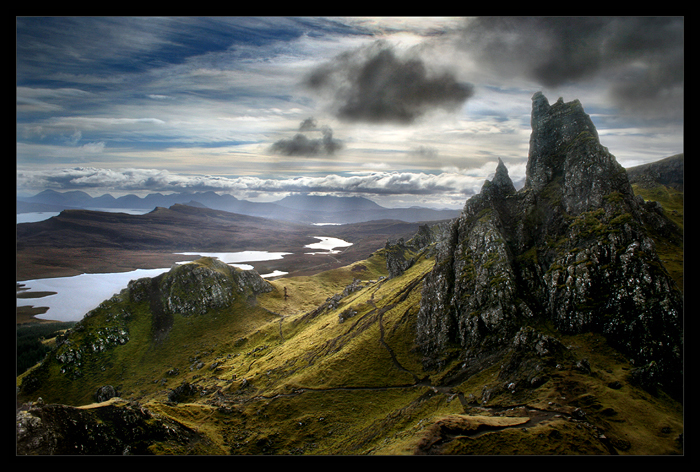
[384, 223, 447, 278]
[416, 92, 683, 398]
[16, 398, 200, 455]
[17, 257, 274, 397]
[128, 257, 272, 317]
[127, 257, 273, 343]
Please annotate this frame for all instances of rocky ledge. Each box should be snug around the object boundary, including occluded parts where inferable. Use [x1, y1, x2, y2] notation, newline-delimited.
[16, 397, 201, 455]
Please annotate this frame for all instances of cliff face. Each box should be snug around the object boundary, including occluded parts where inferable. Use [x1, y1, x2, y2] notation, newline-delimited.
[416, 93, 683, 397]
[16, 398, 203, 455]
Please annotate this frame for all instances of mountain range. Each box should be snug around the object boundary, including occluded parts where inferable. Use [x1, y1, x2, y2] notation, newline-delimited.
[16, 93, 684, 456]
[17, 190, 461, 225]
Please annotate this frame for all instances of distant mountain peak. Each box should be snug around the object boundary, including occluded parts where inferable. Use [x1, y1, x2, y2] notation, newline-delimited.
[275, 194, 385, 212]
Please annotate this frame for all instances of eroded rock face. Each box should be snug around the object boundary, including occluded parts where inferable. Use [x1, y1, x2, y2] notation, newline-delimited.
[161, 262, 236, 316]
[128, 257, 273, 317]
[16, 399, 199, 455]
[416, 159, 520, 361]
[384, 224, 445, 278]
[416, 93, 683, 397]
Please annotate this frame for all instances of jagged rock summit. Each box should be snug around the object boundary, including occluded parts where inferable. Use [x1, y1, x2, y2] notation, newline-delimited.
[416, 92, 683, 399]
[526, 91, 633, 215]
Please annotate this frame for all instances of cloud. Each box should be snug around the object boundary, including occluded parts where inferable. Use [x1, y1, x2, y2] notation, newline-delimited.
[303, 40, 474, 124]
[16, 86, 95, 114]
[408, 145, 439, 161]
[299, 117, 318, 131]
[17, 166, 496, 200]
[147, 94, 175, 100]
[457, 17, 683, 121]
[79, 142, 106, 153]
[269, 118, 344, 157]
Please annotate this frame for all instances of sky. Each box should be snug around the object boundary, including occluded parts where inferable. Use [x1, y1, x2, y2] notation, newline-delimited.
[16, 16, 684, 209]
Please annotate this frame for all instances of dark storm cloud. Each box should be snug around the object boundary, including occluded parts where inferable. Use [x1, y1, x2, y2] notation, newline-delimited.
[458, 16, 683, 120]
[270, 118, 344, 157]
[304, 40, 474, 124]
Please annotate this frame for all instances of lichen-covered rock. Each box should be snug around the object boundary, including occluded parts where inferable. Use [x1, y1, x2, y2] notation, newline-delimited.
[416, 158, 521, 367]
[160, 261, 235, 316]
[95, 385, 118, 403]
[128, 257, 272, 317]
[384, 239, 415, 278]
[497, 326, 568, 391]
[385, 224, 444, 278]
[127, 257, 274, 344]
[416, 92, 683, 397]
[16, 398, 200, 455]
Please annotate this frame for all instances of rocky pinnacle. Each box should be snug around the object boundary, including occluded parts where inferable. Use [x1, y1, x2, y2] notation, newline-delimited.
[416, 92, 683, 398]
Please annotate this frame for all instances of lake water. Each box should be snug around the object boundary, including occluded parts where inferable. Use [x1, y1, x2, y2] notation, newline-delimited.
[174, 251, 291, 265]
[17, 241, 351, 322]
[304, 236, 353, 254]
[17, 268, 172, 322]
[16, 208, 152, 224]
[17, 212, 61, 224]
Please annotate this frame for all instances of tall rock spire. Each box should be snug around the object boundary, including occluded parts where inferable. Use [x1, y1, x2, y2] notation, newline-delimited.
[416, 92, 683, 399]
[525, 92, 633, 215]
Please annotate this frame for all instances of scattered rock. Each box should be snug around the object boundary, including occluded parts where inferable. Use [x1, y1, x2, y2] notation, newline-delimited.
[168, 382, 200, 404]
[95, 385, 118, 403]
[16, 399, 199, 455]
[574, 358, 591, 374]
[338, 307, 358, 323]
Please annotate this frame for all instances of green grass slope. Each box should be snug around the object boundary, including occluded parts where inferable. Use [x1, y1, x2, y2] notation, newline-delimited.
[17, 238, 683, 455]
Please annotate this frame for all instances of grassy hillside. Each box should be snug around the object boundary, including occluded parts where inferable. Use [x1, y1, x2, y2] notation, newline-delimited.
[632, 183, 683, 228]
[17, 166, 684, 455]
[17, 240, 683, 455]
